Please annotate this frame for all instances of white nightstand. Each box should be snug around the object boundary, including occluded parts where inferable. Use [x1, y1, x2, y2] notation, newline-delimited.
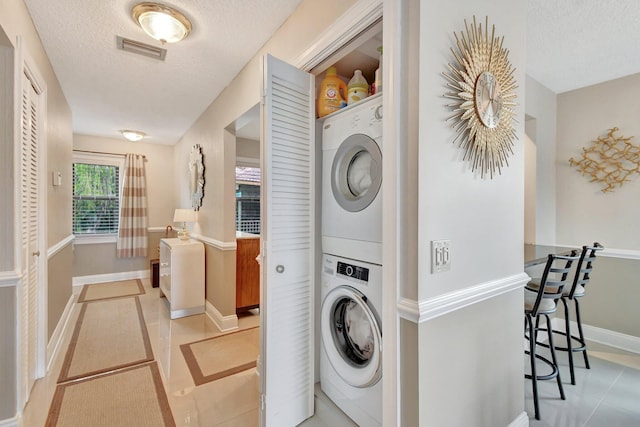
[159, 238, 205, 319]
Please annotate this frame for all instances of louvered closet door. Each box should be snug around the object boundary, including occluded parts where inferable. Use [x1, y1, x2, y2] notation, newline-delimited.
[20, 71, 41, 402]
[260, 54, 314, 426]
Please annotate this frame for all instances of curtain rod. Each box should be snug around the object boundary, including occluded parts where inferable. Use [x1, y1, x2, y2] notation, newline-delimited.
[73, 149, 146, 159]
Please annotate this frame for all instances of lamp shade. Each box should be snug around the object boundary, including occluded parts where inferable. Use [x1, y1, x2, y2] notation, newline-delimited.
[173, 208, 195, 223]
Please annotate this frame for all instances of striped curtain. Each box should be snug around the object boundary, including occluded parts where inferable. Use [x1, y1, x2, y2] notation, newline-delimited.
[116, 154, 148, 258]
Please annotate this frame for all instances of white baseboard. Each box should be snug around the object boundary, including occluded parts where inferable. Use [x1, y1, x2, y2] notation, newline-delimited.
[72, 269, 150, 288]
[555, 318, 640, 354]
[205, 300, 238, 332]
[0, 416, 18, 427]
[507, 411, 529, 427]
[46, 294, 76, 372]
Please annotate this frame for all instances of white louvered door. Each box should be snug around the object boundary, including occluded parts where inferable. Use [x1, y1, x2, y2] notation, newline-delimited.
[260, 54, 314, 426]
[20, 70, 41, 403]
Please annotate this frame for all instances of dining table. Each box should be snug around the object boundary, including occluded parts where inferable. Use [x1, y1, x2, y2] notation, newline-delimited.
[524, 244, 578, 268]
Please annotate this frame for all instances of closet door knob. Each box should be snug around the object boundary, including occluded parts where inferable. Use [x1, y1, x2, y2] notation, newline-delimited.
[32, 251, 40, 257]
[276, 265, 285, 274]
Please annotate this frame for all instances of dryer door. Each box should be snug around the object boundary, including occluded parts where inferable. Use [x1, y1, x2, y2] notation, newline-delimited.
[321, 285, 382, 388]
[331, 134, 382, 212]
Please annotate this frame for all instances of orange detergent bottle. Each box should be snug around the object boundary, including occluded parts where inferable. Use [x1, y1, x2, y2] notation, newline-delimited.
[317, 67, 347, 118]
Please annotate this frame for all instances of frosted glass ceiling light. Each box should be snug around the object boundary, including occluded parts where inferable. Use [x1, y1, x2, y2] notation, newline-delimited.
[120, 130, 146, 142]
[132, 2, 192, 44]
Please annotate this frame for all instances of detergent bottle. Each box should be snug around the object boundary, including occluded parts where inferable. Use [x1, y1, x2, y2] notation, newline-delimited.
[347, 70, 369, 105]
[317, 67, 347, 118]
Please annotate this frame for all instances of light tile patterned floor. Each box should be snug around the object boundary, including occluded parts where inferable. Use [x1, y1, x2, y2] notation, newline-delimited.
[22, 277, 640, 426]
[526, 341, 640, 426]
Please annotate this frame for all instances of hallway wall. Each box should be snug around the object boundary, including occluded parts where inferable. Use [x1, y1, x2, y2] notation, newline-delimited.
[0, 0, 73, 421]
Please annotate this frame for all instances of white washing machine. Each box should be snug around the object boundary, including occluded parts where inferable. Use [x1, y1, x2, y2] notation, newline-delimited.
[320, 253, 382, 427]
[322, 93, 383, 265]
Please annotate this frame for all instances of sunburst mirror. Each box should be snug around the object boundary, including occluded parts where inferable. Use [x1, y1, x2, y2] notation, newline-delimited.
[443, 16, 518, 178]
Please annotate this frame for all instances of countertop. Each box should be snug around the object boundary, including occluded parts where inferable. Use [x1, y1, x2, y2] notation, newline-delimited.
[524, 244, 577, 267]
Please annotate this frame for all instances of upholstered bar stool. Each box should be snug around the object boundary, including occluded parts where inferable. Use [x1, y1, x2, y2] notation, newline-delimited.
[555, 242, 604, 385]
[524, 252, 579, 420]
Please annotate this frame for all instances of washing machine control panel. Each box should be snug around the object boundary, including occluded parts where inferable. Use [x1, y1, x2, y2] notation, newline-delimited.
[337, 261, 369, 283]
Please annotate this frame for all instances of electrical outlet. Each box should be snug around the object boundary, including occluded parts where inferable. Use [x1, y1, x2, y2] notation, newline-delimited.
[431, 240, 451, 273]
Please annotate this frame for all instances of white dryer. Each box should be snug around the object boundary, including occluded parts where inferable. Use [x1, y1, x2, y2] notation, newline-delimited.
[322, 93, 383, 265]
[320, 253, 382, 427]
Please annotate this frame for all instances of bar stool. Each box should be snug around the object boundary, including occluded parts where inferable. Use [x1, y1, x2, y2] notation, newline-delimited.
[524, 252, 578, 420]
[555, 242, 604, 385]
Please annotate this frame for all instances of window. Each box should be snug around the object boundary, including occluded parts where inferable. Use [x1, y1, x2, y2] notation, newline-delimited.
[72, 153, 123, 241]
[236, 166, 260, 234]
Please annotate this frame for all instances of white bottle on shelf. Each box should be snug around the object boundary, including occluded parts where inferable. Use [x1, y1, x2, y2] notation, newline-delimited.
[347, 70, 369, 105]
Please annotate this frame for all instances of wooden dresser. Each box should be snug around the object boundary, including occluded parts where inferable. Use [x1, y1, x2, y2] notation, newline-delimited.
[236, 232, 260, 312]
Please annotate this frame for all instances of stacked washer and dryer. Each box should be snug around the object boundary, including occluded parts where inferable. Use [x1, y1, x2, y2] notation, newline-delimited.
[320, 93, 383, 427]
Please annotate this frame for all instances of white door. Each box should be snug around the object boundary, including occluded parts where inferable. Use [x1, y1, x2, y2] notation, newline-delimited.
[259, 54, 315, 426]
[19, 69, 43, 404]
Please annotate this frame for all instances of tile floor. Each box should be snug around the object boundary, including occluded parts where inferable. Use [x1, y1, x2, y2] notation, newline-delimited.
[20, 278, 351, 427]
[20, 278, 640, 426]
[525, 340, 640, 426]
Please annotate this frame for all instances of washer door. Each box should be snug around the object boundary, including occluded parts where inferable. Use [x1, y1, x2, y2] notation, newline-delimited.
[331, 134, 382, 212]
[321, 285, 382, 387]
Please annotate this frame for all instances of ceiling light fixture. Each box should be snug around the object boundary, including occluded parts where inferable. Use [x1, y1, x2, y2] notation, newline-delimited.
[120, 130, 146, 142]
[131, 2, 192, 44]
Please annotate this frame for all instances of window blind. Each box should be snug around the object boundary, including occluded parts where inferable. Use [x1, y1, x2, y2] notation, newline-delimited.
[73, 163, 120, 234]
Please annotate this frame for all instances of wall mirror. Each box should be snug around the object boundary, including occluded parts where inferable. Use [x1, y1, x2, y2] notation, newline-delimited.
[189, 144, 205, 210]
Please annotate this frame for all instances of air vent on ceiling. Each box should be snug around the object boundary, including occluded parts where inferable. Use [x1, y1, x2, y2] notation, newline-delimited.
[116, 36, 167, 61]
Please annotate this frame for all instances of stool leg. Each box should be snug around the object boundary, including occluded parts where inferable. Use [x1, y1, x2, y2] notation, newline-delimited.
[574, 298, 590, 369]
[562, 297, 576, 385]
[545, 314, 565, 400]
[526, 314, 540, 420]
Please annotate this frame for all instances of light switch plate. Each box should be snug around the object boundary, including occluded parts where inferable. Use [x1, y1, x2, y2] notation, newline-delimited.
[431, 240, 451, 273]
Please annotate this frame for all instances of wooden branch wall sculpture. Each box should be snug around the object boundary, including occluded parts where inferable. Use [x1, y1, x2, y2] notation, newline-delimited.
[569, 127, 640, 193]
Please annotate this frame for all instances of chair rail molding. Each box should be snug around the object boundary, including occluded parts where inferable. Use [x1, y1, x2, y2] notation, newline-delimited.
[0, 271, 21, 288]
[398, 273, 530, 323]
[190, 233, 237, 251]
[47, 234, 74, 259]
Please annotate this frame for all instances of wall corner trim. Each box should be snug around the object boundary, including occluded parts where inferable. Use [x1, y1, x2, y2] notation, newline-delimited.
[191, 233, 237, 251]
[398, 273, 529, 323]
[47, 234, 74, 259]
[205, 300, 239, 332]
[46, 294, 76, 371]
[0, 416, 18, 427]
[507, 411, 529, 427]
[72, 269, 149, 287]
[554, 318, 640, 355]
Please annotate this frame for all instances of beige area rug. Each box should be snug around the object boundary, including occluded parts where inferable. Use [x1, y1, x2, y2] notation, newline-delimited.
[58, 296, 154, 383]
[77, 279, 145, 303]
[180, 326, 260, 386]
[46, 362, 175, 427]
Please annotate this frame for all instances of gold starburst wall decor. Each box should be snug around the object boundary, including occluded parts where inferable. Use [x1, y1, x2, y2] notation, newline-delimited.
[569, 127, 640, 193]
[443, 16, 518, 178]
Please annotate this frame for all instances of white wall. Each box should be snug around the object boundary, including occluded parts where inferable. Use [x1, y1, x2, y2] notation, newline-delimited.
[525, 75, 558, 244]
[417, 1, 527, 424]
[556, 73, 640, 250]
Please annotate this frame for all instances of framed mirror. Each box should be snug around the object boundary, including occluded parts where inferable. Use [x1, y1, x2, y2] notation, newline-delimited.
[189, 144, 205, 210]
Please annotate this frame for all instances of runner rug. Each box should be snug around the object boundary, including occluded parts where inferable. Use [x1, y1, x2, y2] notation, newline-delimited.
[77, 279, 145, 303]
[180, 326, 260, 386]
[46, 362, 175, 427]
[58, 296, 154, 383]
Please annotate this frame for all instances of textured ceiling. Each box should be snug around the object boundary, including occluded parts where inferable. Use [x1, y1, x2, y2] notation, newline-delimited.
[527, 0, 640, 93]
[22, 0, 640, 145]
[23, 0, 303, 145]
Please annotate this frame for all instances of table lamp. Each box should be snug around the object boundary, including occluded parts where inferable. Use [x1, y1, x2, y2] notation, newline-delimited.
[173, 208, 196, 240]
